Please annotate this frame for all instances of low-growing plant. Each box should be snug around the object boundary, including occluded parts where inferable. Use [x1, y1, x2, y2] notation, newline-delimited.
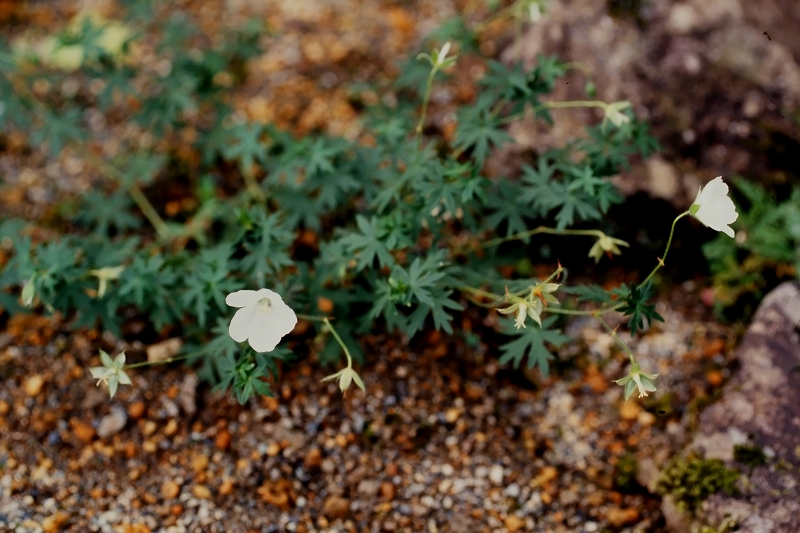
[0, 1, 740, 403]
[656, 454, 740, 513]
[702, 177, 799, 318]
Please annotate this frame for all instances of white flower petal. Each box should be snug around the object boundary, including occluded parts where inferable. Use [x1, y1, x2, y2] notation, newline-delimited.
[229, 306, 257, 342]
[225, 289, 261, 308]
[692, 176, 738, 238]
[248, 326, 283, 353]
[271, 301, 298, 336]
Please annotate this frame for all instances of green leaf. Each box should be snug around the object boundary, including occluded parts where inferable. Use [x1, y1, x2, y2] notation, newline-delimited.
[32, 108, 88, 157]
[454, 105, 512, 165]
[498, 316, 569, 377]
[619, 282, 664, 336]
[339, 215, 396, 272]
[74, 190, 142, 236]
[562, 284, 613, 303]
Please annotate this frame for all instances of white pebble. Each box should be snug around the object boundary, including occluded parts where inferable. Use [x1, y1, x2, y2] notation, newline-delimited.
[489, 464, 504, 485]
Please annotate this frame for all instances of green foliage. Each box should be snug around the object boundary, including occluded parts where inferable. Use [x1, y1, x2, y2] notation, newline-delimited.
[656, 455, 740, 513]
[614, 452, 640, 492]
[703, 178, 800, 314]
[0, 4, 665, 403]
[617, 281, 664, 336]
[498, 316, 570, 377]
[733, 443, 767, 471]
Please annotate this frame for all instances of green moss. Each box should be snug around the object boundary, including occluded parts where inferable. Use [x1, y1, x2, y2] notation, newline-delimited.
[656, 454, 740, 513]
[733, 444, 767, 471]
[614, 452, 639, 492]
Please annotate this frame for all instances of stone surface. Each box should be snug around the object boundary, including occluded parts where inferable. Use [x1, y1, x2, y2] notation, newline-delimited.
[96, 407, 128, 439]
[666, 282, 800, 532]
[502, 0, 800, 203]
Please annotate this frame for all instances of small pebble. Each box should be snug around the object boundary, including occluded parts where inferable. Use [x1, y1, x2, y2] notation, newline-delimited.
[97, 408, 127, 438]
[489, 464, 504, 485]
[24, 374, 44, 397]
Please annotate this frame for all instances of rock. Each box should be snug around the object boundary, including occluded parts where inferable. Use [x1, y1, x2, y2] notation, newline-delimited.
[161, 480, 180, 500]
[146, 337, 183, 363]
[192, 485, 212, 499]
[504, 515, 526, 532]
[502, 0, 800, 199]
[357, 479, 380, 498]
[127, 401, 145, 419]
[323, 496, 350, 519]
[191, 453, 209, 473]
[489, 464, 504, 485]
[41, 511, 69, 532]
[24, 374, 44, 397]
[635, 458, 660, 493]
[646, 156, 680, 201]
[218, 479, 234, 495]
[619, 400, 640, 421]
[215, 429, 231, 450]
[380, 482, 396, 500]
[97, 407, 127, 438]
[178, 373, 198, 415]
[665, 0, 743, 35]
[665, 282, 800, 532]
[606, 507, 640, 527]
[303, 447, 322, 469]
[69, 418, 95, 444]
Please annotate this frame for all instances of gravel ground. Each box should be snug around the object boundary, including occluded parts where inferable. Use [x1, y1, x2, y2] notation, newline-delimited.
[0, 284, 736, 532]
[0, 1, 746, 531]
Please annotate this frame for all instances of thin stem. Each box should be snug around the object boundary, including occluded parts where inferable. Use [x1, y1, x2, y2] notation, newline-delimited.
[472, 1, 519, 32]
[499, 99, 610, 125]
[127, 184, 170, 239]
[562, 61, 593, 76]
[296, 313, 327, 322]
[124, 354, 190, 369]
[457, 285, 508, 306]
[638, 211, 690, 289]
[416, 66, 438, 139]
[514, 3, 523, 63]
[83, 150, 170, 239]
[482, 225, 604, 248]
[323, 317, 353, 368]
[595, 315, 636, 364]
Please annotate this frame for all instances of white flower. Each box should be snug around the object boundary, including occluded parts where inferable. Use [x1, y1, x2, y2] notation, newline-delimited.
[690, 176, 738, 238]
[321, 366, 365, 394]
[89, 265, 124, 298]
[435, 42, 452, 67]
[498, 298, 544, 329]
[603, 101, 631, 128]
[226, 288, 297, 353]
[417, 42, 457, 70]
[588, 234, 630, 263]
[89, 350, 132, 399]
[614, 363, 658, 401]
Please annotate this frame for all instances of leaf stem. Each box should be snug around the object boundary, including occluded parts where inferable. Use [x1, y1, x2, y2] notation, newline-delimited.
[82, 150, 170, 239]
[482, 225, 604, 248]
[499, 99, 612, 125]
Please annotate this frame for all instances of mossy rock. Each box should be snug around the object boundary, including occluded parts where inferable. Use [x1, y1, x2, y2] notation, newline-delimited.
[656, 454, 740, 513]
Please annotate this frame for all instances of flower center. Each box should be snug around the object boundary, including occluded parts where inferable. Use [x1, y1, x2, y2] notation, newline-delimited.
[256, 297, 272, 314]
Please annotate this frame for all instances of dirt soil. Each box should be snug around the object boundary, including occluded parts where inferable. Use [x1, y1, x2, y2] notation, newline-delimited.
[1, 0, 795, 532]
